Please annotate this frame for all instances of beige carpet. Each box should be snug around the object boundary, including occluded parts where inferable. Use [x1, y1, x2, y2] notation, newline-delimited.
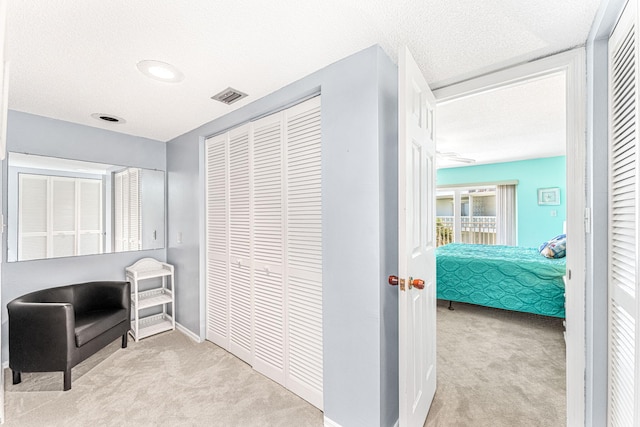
[3, 332, 323, 426]
[425, 301, 566, 427]
[3, 302, 565, 426]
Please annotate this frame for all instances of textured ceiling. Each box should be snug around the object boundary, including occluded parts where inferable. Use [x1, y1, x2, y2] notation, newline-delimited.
[437, 73, 566, 169]
[6, 0, 600, 142]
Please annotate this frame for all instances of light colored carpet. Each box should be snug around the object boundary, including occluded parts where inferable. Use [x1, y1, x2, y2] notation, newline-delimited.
[425, 300, 566, 427]
[3, 302, 565, 427]
[3, 331, 323, 426]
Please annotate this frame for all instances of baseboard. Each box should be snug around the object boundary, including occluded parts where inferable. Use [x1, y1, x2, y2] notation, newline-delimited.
[176, 323, 203, 343]
[324, 415, 398, 427]
[324, 416, 342, 427]
[2, 361, 7, 370]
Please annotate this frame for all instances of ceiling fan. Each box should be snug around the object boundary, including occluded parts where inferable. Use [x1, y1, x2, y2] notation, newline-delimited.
[436, 151, 476, 164]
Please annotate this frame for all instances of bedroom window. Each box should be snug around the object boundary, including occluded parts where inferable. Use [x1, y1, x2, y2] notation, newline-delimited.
[436, 184, 515, 246]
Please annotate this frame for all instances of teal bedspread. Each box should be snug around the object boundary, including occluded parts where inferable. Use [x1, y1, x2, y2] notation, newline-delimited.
[436, 243, 566, 318]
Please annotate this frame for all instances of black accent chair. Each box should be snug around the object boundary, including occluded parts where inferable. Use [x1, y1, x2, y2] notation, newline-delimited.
[7, 281, 131, 391]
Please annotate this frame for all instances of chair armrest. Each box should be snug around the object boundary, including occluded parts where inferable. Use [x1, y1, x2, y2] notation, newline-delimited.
[8, 301, 76, 371]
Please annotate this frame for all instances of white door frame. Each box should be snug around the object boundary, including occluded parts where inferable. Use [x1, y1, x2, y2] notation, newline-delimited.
[434, 48, 587, 427]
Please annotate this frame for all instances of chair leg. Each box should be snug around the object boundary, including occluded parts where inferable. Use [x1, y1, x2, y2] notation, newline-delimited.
[12, 370, 21, 385]
[122, 333, 128, 348]
[63, 369, 71, 391]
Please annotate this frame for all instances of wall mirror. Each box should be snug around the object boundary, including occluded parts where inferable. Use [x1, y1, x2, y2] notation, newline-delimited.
[6, 152, 165, 262]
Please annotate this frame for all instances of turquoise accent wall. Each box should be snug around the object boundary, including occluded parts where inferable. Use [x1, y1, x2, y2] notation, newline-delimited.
[437, 156, 566, 248]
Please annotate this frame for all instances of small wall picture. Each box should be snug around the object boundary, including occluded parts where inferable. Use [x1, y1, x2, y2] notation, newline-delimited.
[538, 187, 560, 206]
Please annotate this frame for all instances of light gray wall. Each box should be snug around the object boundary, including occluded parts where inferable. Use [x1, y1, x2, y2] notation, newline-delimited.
[377, 49, 399, 427]
[585, 0, 626, 425]
[167, 45, 399, 426]
[1, 110, 167, 362]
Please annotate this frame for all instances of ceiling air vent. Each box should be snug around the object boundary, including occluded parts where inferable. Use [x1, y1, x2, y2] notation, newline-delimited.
[211, 87, 248, 105]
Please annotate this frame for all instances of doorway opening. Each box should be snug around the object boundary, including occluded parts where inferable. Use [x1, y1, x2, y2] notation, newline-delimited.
[431, 48, 586, 426]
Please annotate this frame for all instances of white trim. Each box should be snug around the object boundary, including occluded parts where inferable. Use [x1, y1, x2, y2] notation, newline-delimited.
[434, 47, 587, 427]
[2, 361, 8, 370]
[323, 416, 342, 427]
[585, 1, 629, 425]
[176, 322, 203, 343]
[434, 49, 583, 104]
[437, 180, 519, 189]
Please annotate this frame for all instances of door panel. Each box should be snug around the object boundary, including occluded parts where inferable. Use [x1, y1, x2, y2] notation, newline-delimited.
[398, 46, 437, 427]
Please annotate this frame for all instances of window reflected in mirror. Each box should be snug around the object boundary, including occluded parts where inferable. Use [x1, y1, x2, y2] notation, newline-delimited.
[7, 152, 165, 262]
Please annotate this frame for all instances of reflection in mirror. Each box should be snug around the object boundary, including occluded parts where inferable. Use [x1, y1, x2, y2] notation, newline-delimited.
[7, 152, 165, 262]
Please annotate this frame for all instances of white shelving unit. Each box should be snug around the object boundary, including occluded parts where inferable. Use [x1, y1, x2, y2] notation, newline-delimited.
[126, 258, 175, 341]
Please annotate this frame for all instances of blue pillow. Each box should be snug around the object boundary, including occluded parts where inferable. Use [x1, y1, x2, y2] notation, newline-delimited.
[539, 234, 566, 258]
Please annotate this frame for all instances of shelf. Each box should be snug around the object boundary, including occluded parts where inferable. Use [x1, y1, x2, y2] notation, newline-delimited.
[126, 268, 173, 281]
[132, 288, 173, 310]
[127, 258, 175, 342]
[130, 314, 174, 340]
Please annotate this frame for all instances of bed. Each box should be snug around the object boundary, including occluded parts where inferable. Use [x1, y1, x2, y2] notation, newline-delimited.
[436, 243, 566, 318]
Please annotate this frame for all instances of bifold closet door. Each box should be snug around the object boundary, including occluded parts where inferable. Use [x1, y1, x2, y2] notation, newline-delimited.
[206, 124, 254, 365]
[608, 0, 640, 424]
[252, 113, 286, 383]
[205, 133, 230, 350]
[205, 96, 323, 410]
[227, 124, 253, 364]
[283, 98, 323, 408]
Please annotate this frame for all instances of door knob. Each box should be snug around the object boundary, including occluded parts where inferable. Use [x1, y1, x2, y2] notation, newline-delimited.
[388, 275, 406, 290]
[411, 278, 425, 290]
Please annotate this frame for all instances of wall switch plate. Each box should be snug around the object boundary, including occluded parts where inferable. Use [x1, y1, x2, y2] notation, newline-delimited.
[177, 232, 183, 244]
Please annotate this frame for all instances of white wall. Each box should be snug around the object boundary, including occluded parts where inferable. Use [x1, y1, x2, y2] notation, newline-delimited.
[167, 45, 400, 426]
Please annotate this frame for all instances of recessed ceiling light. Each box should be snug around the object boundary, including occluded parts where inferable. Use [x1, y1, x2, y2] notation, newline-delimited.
[137, 60, 184, 83]
[91, 113, 126, 124]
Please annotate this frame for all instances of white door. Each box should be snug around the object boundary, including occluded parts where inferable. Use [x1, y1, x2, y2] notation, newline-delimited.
[398, 46, 437, 426]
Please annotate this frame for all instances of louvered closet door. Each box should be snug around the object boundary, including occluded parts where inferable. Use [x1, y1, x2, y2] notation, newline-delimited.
[608, 1, 640, 424]
[51, 177, 76, 258]
[284, 96, 323, 409]
[204, 96, 323, 410]
[78, 179, 103, 255]
[206, 134, 230, 349]
[128, 168, 141, 251]
[252, 112, 286, 382]
[114, 172, 124, 252]
[228, 124, 253, 363]
[121, 172, 130, 251]
[18, 174, 48, 261]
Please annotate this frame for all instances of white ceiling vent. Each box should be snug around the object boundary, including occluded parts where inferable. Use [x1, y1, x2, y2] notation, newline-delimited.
[211, 87, 248, 105]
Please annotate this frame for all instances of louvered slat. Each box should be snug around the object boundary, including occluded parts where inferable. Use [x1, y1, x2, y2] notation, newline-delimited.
[78, 180, 103, 255]
[253, 116, 283, 265]
[51, 178, 75, 232]
[228, 125, 252, 363]
[129, 168, 141, 250]
[50, 178, 77, 258]
[252, 114, 286, 381]
[285, 97, 323, 409]
[253, 269, 285, 380]
[114, 173, 124, 252]
[206, 135, 230, 348]
[608, 2, 639, 425]
[229, 262, 252, 363]
[229, 126, 251, 260]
